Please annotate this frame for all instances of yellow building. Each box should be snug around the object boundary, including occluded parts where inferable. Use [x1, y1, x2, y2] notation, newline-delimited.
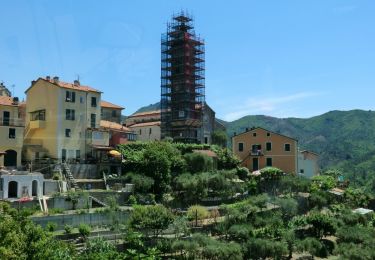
[0, 96, 24, 167]
[100, 100, 124, 124]
[129, 121, 161, 141]
[23, 76, 103, 162]
[232, 127, 298, 174]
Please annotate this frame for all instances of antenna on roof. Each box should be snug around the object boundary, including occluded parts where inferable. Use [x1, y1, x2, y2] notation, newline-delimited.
[11, 84, 15, 97]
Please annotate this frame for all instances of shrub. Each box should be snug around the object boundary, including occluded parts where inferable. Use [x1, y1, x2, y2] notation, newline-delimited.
[236, 167, 249, 180]
[187, 205, 209, 224]
[184, 152, 213, 173]
[78, 223, 91, 238]
[48, 208, 64, 215]
[46, 222, 57, 232]
[127, 195, 137, 205]
[64, 224, 73, 234]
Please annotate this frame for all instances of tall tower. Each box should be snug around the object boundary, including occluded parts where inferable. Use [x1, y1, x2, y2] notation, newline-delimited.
[161, 12, 205, 143]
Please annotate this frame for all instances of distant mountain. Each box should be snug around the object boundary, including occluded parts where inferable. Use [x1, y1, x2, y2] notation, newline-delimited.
[226, 110, 375, 188]
[134, 102, 161, 114]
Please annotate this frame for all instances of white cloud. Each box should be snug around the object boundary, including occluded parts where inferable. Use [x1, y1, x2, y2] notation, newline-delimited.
[223, 92, 320, 121]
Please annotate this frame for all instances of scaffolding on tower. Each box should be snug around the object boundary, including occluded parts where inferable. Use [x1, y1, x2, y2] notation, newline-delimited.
[161, 11, 205, 143]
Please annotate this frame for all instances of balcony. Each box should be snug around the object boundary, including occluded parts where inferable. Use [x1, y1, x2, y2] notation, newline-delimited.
[250, 149, 263, 156]
[0, 117, 24, 127]
[29, 120, 46, 129]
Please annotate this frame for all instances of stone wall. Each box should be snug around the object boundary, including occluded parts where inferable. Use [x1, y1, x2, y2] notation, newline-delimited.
[31, 211, 130, 230]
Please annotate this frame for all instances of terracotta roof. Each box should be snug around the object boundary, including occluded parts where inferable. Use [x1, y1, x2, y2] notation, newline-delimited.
[100, 120, 131, 132]
[232, 127, 298, 141]
[130, 110, 161, 118]
[192, 149, 217, 158]
[129, 121, 161, 128]
[0, 96, 20, 107]
[101, 100, 124, 110]
[25, 78, 102, 93]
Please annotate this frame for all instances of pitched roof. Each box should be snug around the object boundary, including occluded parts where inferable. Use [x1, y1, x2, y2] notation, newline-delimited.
[129, 110, 161, 118]
[101, 100, 124, 110]
[232, 126, 297, 141]
[129, 121, 161, 128]
[25, 77, 102, 94]
[0, 96, 20, 107]
[100, 120, 131, 132]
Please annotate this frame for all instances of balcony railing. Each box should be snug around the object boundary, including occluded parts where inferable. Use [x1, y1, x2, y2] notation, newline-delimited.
[250, 150, 263, 156]
[0, 117, 24, 127]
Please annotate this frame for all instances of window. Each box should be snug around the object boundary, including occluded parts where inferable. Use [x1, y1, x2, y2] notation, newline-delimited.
[238, 142, 244, 152]
[90, 113, 96, 128]
[30, 109, 45, 121]
[300, 169, 304, 174]
[76, 150, 80, 160]
[65, 129, 71, 137]
[266, 142, 272, 151]
[253, 132, 256, 137]
[266, 157, 273, 167]
[112, 110, 117, 117]
[178, 110, 185, 118]
[8, 128, 16, 139]
[267, 132, 271, 136]
[62, 149, 66, 161]
[91, 97, 97, 107]
[80, 96, 84, 103]
[285, 143, 291, 151]
[139, 129, 142, 135]
[35, 152, 40, 159]
[65, 91, 75, 102]
[66, 109, 75, 120]
[149, 128, 152, 134]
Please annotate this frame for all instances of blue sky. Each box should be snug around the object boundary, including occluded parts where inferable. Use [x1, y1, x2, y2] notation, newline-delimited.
[1, 0, 374, 121]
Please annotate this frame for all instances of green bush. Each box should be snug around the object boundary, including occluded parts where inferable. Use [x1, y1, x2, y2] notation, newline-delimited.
[78, 223, 91, 238]
[184, 152, 213, 173]
[127, 195, 137, 205]
[187, 205, 209, 221]
[48, 208, 64, 215]
[46, 222, 57, 232]
[64, 224, 73, 234]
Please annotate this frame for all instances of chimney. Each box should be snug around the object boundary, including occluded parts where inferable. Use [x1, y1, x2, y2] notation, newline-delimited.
[53, 76, 59, 84]
[12, 97, 19, 105]
[73, 80, 80, 86]
[31, 80, 36, 85]
[46, 76, 51, 81]
[245, 127, 249, 132]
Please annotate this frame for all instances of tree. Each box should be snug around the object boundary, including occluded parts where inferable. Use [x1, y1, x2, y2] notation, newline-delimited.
[311, 175, 336, 191]
[309, 190, 329, 209]
[243, 238, 287, 260]
[296, 237, 323, 258]
[0, 202, 76, 260]
[276, 197, 298, 222]
[78, 223, 91, 239]
[129, 205, 174, 237]
[184, 152, 213, 173]
[65, 191, 80, 210]
[211, 130, 227, 147]
[306, 212, 336, 240]
[187, 205, 209, 227]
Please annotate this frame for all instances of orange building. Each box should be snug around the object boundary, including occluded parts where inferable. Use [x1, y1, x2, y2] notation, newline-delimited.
[232, 127, 298, 174]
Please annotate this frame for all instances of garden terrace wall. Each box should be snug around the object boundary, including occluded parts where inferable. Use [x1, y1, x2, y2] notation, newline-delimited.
[31, 210, 130, 230]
